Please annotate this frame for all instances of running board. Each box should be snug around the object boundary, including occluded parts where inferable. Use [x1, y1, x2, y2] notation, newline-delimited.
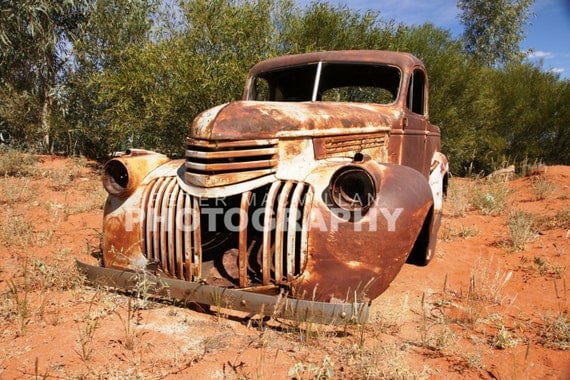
[76, 261, 370, 325]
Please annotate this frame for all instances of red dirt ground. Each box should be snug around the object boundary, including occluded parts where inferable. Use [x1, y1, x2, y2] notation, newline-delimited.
[0, 156, 568, 379]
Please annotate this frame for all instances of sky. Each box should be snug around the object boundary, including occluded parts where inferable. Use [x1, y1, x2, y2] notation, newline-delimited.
[295, 0, 570, 79]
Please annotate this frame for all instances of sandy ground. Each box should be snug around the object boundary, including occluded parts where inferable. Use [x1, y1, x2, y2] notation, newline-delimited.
[0, 155, 568, 379]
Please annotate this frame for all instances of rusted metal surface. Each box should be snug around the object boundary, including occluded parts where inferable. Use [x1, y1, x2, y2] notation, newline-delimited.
[76, 260, 370, 325]
[94, 50, 449, 323]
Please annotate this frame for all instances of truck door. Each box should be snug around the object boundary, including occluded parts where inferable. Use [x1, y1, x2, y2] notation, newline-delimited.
[401, 69, 429, 176]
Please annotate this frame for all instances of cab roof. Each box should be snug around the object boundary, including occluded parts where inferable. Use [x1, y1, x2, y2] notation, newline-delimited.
[248, 50, 425, 76]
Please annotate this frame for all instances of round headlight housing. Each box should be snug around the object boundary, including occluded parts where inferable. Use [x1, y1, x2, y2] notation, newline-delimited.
[102, 159, 130, 196]
[329, 166, 376, 212]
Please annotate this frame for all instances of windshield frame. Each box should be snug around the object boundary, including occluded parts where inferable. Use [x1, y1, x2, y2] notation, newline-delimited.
[246, 60, 403, 105]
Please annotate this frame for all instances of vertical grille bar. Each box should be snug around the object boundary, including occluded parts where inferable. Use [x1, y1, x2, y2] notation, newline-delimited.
[287, 183, 306, 278]
[162, 178, 177, 274]
[175, 188, 185, 279]
[299, 188, 314, 272]
[274, 181, 294, 284]
[239, 191, 252, 287]
[262, 181, 282, 285]
[152, 178, 168, 264]
[192, 196, 202, 280]
[183, 193, 193, 280]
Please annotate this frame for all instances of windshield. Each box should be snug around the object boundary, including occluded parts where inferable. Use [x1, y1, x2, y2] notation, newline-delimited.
[250, 62, 401, 104]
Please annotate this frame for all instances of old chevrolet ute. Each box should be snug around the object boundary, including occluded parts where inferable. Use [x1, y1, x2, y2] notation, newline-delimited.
[78, 50, 448, 324]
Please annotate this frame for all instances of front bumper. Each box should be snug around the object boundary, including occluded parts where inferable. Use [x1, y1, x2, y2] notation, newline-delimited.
[76, 260, 370, 325]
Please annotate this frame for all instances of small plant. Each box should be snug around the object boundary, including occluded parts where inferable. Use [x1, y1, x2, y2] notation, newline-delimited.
[115, 297, 141, 350]
[0, 148, 38, 177]
[446, 179, 471, 217]
[492, 324, 518, 349]
[6, 278, 30, 336]
[458, 224, 478, 239]
[469, 256, 513, 305]
[288, 355, 334, 379]
[0, 209, 36, 246]
[540, 313, 570, 350]
[528, 256, 564, 277]
[440, 224, 478, 241]
[473, 178, 511, 216]
[45, 166, 80, 191]
[76, 312, 100, 361]
[0, 176, 32, 204]
[508, 211, 537, 252]
[531, 175, 554, 200]
[465, 350, 485, 370]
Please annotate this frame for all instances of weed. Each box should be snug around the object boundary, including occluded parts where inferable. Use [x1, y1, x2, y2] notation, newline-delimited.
[6, 278, 30, 336]
[522, 256, 565, 277]
[76, 294, 101, 361]
[540, 313, 570, 350]
[6, 259, 33, 336]
[0, 176, 33, 204]
[0, 209, 35, 246]
[465, 350, 485, 370]
[519, 157, 544, 177]
[468, 256, 513, 305]
[34, 257, 82, 291]
[441, 224, 478, 241]
[458, 224, 478, 239]
[115, 297, 141, 350]
[472, 178, 511, 216]
[288, 355, 334, 379]
[369, 297, 407, 335]
[534, 209, 570, 231]
[440, 222, 453, 242]
[531, 175, 555, 200]
[492, 324, 518, 349]
[446, 179, 471, 217]
[553, 209, 570, 229]
[66, 186, 107, 214]
[507, 211, 537, 251]
[0, 148, 38, 177]
[45, 166, 81, 191]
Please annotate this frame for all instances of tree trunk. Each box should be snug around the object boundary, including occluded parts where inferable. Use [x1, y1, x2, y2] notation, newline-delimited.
[41, 90, 52, 154]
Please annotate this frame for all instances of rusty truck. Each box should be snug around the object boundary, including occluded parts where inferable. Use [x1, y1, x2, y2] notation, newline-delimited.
[79, 50, 448, 324]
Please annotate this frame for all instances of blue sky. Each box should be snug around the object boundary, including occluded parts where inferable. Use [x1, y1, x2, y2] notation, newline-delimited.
[295, 0, 570, 79]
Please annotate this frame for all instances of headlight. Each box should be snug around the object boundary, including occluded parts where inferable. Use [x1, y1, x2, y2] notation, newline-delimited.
[102, 150, 170, 198]
[102, 159, 130, 196]
[329, 166, 376, 212]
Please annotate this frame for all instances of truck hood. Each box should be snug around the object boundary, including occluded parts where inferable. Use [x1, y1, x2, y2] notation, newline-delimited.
[191, 100, 395, 140]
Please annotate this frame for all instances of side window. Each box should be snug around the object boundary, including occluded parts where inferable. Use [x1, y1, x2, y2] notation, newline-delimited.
[252, 77, 270, 100]
[407, 69, 426, 115]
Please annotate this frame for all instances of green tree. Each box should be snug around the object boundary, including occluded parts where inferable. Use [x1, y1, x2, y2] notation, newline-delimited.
[0, 0, 87, 151]
[394, 24, 497, 174]
[65, 0, 158, 157]
[281, 1, 397, 53]
[491, 63, 570, 164]
[458, 0, 534, 67]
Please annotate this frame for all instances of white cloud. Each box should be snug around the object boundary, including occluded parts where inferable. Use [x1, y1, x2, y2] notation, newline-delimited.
[548, 68, 564, 74]
[527, 50, 554, 59]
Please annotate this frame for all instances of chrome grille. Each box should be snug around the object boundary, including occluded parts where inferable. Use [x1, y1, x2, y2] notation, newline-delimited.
[141, 177, 313, 287]
[185, 138, 279, 187]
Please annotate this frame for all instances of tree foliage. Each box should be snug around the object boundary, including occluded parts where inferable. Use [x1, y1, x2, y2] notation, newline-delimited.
[0, 0, 88, 152]
[0, 0, 568, 175]
[458, 0, 534, 66]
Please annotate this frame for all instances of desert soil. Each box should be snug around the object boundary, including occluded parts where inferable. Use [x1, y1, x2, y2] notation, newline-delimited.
[0, 155, 568, 379]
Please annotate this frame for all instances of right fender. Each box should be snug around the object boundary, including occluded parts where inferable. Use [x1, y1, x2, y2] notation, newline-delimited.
[294, 160, 434, 302]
